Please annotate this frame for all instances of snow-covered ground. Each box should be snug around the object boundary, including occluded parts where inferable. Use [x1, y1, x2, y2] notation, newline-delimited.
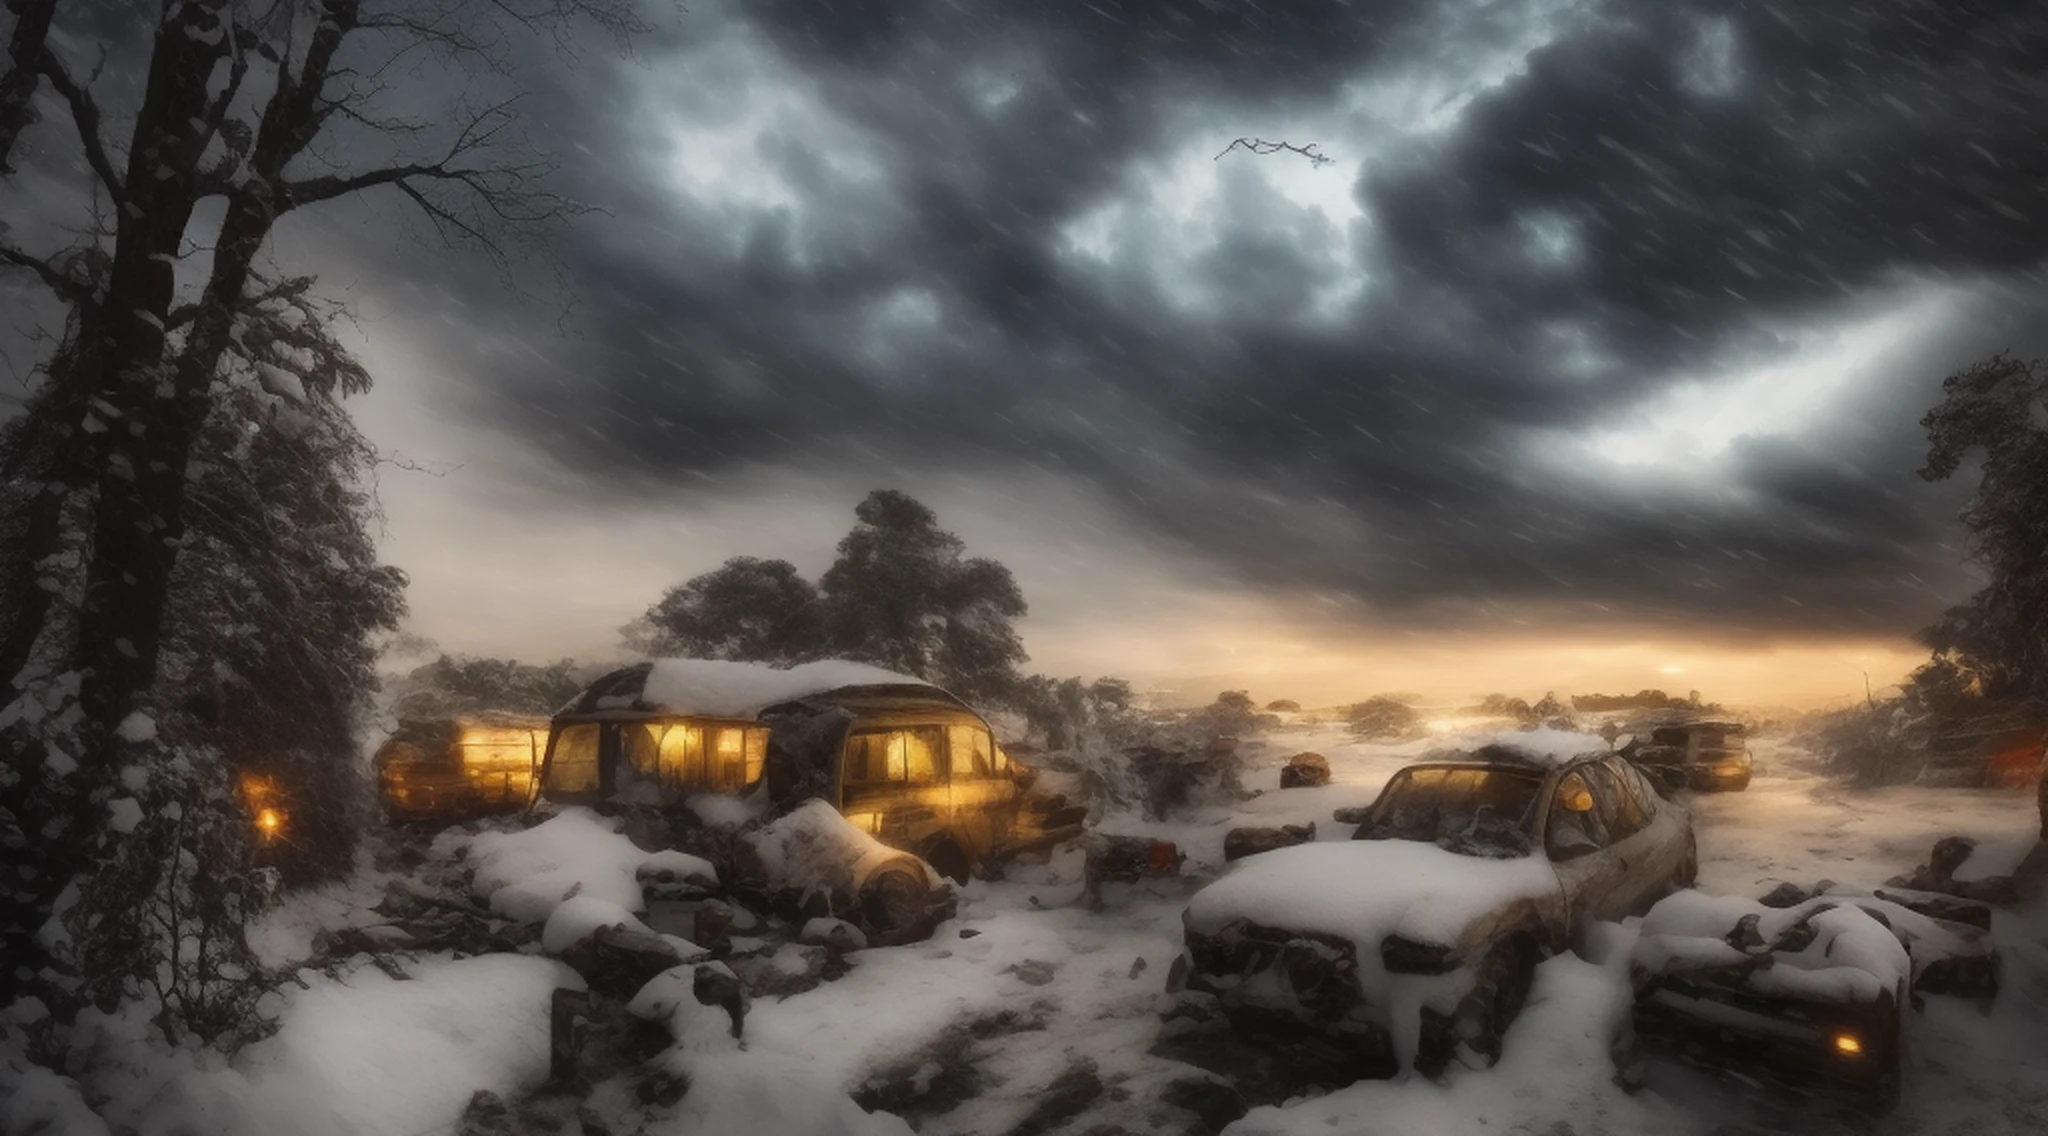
[15, 724, 2045, 1136]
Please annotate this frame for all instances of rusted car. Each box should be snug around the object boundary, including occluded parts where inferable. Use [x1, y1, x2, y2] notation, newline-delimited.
[1631, 883, 1997, 1108]
[539, 659, 1068, 886]
[1625, 719, 1752, 792]
[374, 713, 551, 823]
[1172, 739, 1694, 1078]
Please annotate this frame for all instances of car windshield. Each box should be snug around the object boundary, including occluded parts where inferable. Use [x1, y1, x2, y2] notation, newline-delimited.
[1356, 766, 1544, 858]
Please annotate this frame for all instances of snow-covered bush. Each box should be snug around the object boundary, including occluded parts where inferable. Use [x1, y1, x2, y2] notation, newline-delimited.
[66, 744, 277, 1048]
[1010, 677, 1252, 820]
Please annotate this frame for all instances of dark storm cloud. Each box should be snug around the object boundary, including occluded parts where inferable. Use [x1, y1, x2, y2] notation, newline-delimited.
[377, 0, 2048, 636]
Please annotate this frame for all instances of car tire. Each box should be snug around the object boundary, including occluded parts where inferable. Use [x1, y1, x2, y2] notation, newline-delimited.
[1419, 938, 1536, 1076]
[923, 838, 973, 886]
[1863, 981, 1907, 1113]
[860, 863, 934, 943]
[1673, 832, 1699, 890]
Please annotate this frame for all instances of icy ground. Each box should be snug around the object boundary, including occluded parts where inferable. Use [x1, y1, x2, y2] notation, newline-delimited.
[13, 724, 2046, 1136]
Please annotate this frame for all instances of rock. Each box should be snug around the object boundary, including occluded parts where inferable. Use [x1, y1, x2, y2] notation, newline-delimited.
[560, 925, 694, 999]
[1724, 913, 1767, 954]
[732, 942, 844, 998]
[1757, 882, 1810, 908]
[637, 850, 719, 901]
[456, 1090, 514, 1136]
[1917, 950, 2002, 998]
[1005, 959, 1058, 987]
[799, 917, 869, 953]
[1279, 752, 1332, 789]
[1331, 805, 1373, 826]
[1128, 956, 1148, 979]
[1222, 823, 1316, 862]
[693, 901, 735, 955]
[1161, 1075, 1248, 1135]
[1872, 887, 1994, 930]
[1003, 1059, 1102, 1136]
[693, 961, 749, 1039]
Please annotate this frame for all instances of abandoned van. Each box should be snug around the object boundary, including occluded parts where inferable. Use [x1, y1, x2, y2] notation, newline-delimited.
[375, 713, 551, 822]
[1627, 719, 1752, 792]
[539, 659, 1041, 882]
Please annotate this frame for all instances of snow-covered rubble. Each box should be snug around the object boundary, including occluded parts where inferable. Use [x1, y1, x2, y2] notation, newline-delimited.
[459, 807, 717, 923]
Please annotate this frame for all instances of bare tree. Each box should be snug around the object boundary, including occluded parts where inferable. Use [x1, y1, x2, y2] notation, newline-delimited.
[0, 0, 649, 1011]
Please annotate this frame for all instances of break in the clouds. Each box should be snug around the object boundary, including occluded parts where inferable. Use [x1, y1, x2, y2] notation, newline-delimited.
[411, 0, 2046, 641]
[17, 0, 2045, 671]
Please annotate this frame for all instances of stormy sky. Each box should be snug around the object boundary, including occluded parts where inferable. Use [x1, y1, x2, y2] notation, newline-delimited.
[11, 0, 2048, 706]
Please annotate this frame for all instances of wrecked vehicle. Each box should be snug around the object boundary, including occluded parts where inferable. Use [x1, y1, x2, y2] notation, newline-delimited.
[374, 713, 551, 823]
[1173, 739, 1695, 1078]
[1625, 719, 1752, 792]
[539, 659, 1071, 886]
[1630, 884, 1999, 1107]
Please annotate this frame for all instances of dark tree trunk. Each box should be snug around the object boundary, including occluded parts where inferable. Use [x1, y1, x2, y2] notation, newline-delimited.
[0, 0, 58, 170]
[0, 1, 229, 1008]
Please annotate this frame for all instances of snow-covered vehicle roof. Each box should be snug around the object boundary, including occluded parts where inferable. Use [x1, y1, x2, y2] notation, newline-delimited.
[553, 658, 967, 720]
[1183, 840, 1562, 953]
[1444, 728, 1613, 769]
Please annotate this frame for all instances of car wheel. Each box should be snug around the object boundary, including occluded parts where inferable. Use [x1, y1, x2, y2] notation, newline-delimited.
[1673, 832, 1699, 890]
[1861, 981, 1907, 1112]
[860, 863, 934, 943]
[923, 838, 973, 886]
[1420, 938, 1536, 1076]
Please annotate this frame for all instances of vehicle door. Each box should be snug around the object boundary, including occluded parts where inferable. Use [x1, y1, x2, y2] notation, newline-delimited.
[839, 726, 949, 851]
[1605, 761, 1687, 900]
[945, 724, 1012, 859]
[1582, 759, 1672, 916]
[1544, 766, 1628, 930]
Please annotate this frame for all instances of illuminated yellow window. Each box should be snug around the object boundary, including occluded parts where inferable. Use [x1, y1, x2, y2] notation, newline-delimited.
[713, 727, 748, 788]
[743, 728, 767, 785]
[547, 724, 600, 794]
[622, 724, 661, 775]
[658, 723, 705, 788]
[457, 727, 544, 804]
[949, 726, 997, 778]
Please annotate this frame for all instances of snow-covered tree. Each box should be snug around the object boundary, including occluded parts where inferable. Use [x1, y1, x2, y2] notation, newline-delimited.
[1918, 353, 2048, 708]
[624, 556, 826, 665]
[820, 490, 1029, 704]
[388, 653, 588, 720]
[628, 491, 1032, 705]
[0, 0, 646, 1018]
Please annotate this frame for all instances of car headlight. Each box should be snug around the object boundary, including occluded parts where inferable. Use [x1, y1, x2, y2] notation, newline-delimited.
[1381, 933, 1461, 975]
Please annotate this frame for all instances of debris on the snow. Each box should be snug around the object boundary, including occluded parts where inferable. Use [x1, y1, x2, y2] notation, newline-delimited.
[729, 942, 845, 997]
[1885, 835, 2021, 903]
[798, 917, 869, 953]
[1279, 752, 1332, 789]
[1222, 822, 1316, 862]
[559, 925, 710, 1000]
[1076, 832, 1182, 909]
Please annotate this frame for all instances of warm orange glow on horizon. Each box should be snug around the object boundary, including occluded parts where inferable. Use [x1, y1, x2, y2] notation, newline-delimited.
[1029, 613, 1928, 712]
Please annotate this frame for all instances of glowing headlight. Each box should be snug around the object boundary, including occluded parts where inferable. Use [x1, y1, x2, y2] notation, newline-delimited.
[1831, 1031, 1864, 1057]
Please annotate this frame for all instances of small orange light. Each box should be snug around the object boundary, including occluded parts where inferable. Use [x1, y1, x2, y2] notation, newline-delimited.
[255, 808, 283, 837]
[1832, 1032, 1863, 1056]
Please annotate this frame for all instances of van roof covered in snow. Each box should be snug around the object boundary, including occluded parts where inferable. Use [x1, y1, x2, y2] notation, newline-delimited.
[552, 658, 967, 721]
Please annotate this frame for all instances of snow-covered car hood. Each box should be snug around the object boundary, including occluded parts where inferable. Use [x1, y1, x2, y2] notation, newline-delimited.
[1183, 839, 1561, 953]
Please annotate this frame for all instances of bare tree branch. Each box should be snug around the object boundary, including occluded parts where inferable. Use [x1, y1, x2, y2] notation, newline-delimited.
[37, 50, 126, 203]
[1215, 137, 1337, 169]
[0, 241, 91, 305]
